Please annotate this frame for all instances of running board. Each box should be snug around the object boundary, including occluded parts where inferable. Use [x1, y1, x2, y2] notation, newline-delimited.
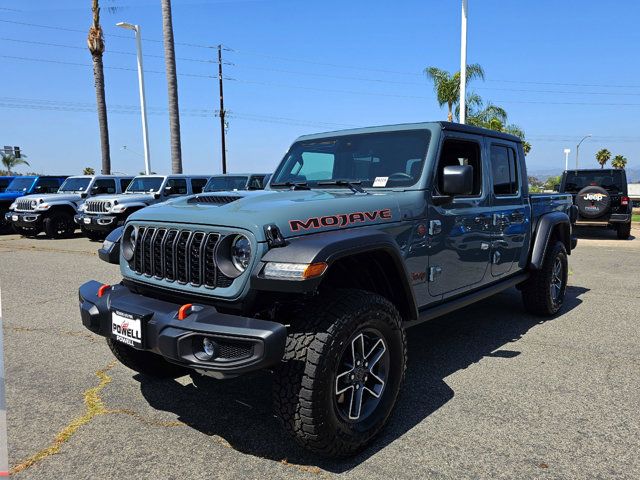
[406, 272, 529, 328]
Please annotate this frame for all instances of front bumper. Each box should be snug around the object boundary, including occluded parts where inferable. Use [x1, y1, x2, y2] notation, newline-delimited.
[79, 280, 287, 377]
[75, 213, 124, 232]
[5, 211, 42, 229]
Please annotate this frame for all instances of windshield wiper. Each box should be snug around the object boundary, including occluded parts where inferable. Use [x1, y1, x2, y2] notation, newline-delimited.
[271, 181, 311, 190]
[317, 179, 366, 194]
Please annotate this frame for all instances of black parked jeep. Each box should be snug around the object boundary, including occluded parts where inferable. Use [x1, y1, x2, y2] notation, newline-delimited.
[559, 169, 632, 239]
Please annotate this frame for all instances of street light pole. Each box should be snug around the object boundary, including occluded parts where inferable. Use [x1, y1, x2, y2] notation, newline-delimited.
[563, 148, 571, 171]
[116, 22, 151, 175]
[575, 134, 592, 170]
[459, 0, 468, 124]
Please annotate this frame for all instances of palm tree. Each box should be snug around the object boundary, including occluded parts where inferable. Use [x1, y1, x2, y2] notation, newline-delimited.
[424, 64, 485, 122]
[87, 0, 113, 175]
[595, 148, 611, 169]
[161, 0, 183, 174]
[1, 153, 29, 174]
[83, 167, 96, 175]
[611, 154, 627, 169]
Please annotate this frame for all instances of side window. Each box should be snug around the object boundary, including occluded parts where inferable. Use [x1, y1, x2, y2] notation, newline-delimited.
[165, 178, 187, 195]
[93, 179, 116, 194]
[248, 175, 264, 190]
[190, 178, 207, 194]
[436, 139, 482, 196]
[120, 178, 133, 192]
[35, 178, 61, 193]
[491, 145, 519, 196]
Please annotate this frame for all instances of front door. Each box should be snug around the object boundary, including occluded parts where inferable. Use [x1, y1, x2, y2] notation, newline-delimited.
[427, 134, 492, 298]
[488, 141, 528, 277]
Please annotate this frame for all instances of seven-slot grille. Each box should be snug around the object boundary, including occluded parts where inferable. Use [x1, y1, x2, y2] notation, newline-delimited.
[15, 199, 35, 211]
[84, 200, 110, 213]
[130, 226, 234, 288]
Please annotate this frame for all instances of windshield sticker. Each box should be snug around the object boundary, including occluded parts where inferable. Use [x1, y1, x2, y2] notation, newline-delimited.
[373, 176, 388, 187]
[289, 208, 393, 232]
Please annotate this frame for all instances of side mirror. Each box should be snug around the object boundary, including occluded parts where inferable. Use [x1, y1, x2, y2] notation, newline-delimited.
[80, 192, 88, 199]
[442, 165, 474, 196]
[153, 192, 161, 199]
[97, 226, 123, 264]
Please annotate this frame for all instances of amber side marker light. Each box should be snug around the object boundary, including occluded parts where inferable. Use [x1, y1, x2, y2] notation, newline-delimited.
[178, 303, 194, 320]
[97, 284, 111, 298]
[262, 261, 328, 280]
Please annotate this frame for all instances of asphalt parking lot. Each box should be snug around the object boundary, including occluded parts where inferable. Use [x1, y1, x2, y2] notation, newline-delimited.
[1, 227, 639, 479]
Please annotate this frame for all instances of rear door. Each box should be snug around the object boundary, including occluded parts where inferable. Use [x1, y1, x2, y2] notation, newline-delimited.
[488, 140, 528, 277]
[427, 133, 492, 298]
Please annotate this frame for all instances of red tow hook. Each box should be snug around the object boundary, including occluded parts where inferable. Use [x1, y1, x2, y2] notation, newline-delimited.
[97, 284, 111, 298]
[177, 303, 194, 321]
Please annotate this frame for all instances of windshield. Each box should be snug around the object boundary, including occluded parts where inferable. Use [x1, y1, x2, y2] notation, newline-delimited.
[0, 178, 11, 192]
[203, 176, 248, 192]
[563, 170, 625, 193]
[126, 176, 164, 193]
[58, 177, 91, 193]
[271, 130, 431, 189]
[5, 177, 35, 192]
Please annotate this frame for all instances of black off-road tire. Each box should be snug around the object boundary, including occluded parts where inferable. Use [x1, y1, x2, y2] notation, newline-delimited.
[522, 241, 568, 316]
[43, 212, 75, 239]
[106, 338, 187, 378]
[273, 289, 407, 457]
[616, 222, 631, 240]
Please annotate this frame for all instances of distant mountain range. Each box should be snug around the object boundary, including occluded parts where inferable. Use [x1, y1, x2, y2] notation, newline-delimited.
[529, 168, 640, 183]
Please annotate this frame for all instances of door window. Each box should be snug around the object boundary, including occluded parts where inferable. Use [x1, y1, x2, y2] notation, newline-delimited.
[35, 178, 62, 193]
[491, 145, 519, 196]
[165, 178, 187, 195]
[120, 178, 133, 192]
[190, 178, 207, 194]
[436, 139, 482, 196]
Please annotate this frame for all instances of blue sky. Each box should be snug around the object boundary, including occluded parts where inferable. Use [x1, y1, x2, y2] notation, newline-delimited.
[1, 0, 639, 177]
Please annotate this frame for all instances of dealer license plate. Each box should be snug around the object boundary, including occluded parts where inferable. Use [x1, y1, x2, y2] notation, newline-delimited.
[12, 215, 17, 222]
[84, 217, 91, 224]
[111, 310, 143, 347]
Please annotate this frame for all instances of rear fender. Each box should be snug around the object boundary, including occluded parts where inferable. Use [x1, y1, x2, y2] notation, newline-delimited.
[530, 211, 571, 270]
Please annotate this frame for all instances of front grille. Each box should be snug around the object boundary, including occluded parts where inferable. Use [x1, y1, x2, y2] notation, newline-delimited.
[15, 199, 34, 212]
[84, 200, 109, 213]
[130, 226, 234, 288]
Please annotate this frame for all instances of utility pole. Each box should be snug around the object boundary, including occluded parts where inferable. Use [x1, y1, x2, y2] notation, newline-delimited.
[218, 44, 227, 174]
[575, 134, 592, 170]
[459, 0, 468, 124]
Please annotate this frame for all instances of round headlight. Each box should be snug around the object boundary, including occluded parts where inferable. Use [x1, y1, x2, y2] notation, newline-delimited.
[230, 235, 251, 272]
[30, 200, 38, 208]
[122, 226, 138, 261]
[105, 201, 112, 210]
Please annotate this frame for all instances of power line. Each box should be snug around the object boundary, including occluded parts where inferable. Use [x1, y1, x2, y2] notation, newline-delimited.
[0, 18, 216, 48]
[0, 37, 214, 63]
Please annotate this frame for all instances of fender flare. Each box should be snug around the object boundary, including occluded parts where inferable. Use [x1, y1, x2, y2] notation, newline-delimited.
[530, 211, 572, 270]
[251, 228, 418, 321]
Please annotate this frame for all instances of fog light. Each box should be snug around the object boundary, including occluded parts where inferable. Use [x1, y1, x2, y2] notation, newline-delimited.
[202, 338, 216, 358]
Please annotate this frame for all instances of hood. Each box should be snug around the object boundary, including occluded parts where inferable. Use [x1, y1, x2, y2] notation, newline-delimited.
[0, 191, 24, 202]
[18, 193, 82, 204]
[90, 193, 154, 204]
[128, 189, 401, 241]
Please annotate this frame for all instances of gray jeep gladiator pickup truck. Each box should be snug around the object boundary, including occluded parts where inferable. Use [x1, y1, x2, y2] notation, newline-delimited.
[79, 122, 578, 457]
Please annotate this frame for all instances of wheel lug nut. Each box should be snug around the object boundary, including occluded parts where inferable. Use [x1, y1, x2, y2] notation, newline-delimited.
[364, 362, 368, 367]
[356, 361, 361, 366]
[355, 384, 360, 390]
[350, 374, 355, 380]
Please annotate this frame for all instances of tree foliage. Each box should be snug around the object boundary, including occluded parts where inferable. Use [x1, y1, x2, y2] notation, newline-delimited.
[424, 64, 485, 122]
[595, 149, 611, 169]
[611, 154, 627, 169]
[1, 153, 30, 174]
[83, 167, 96, 175]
